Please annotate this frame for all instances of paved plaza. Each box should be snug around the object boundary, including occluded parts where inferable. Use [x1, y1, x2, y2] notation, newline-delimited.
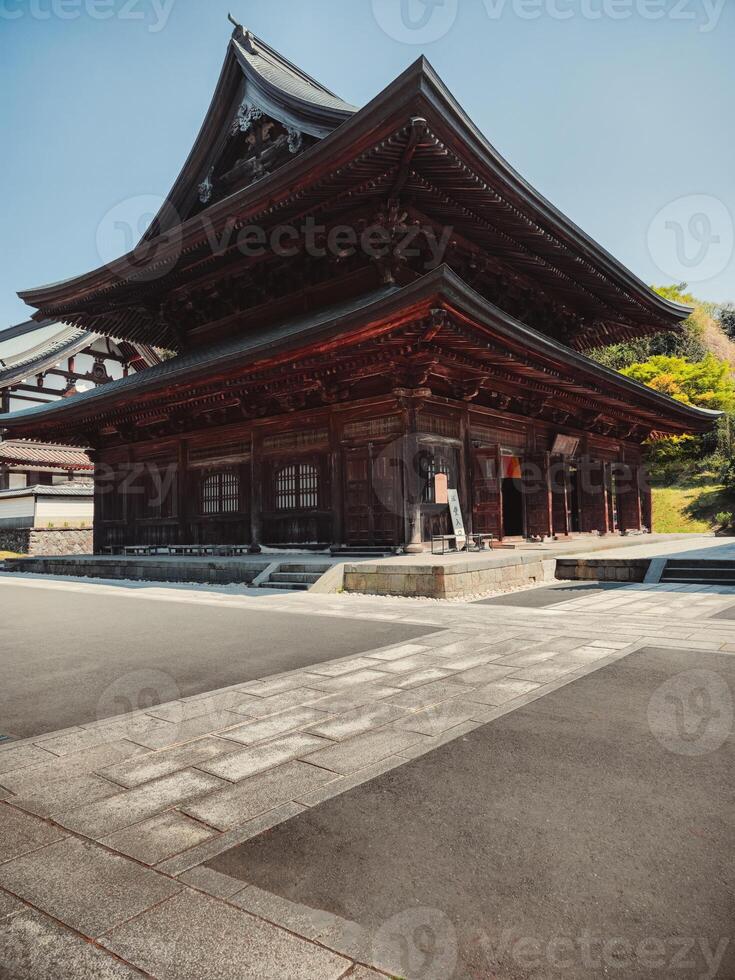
[0, 571, 733, 978]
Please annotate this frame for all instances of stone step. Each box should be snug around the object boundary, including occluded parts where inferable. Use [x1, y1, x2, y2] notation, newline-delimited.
[277, 563, 332, 574]
[269, 571, 323, 584]
[259, 580, 309, 591]
[662, 567, 735, 581]
[666, 559, 735, 568]
[660, 576, 735, 586]
[330, 547, 393, 556]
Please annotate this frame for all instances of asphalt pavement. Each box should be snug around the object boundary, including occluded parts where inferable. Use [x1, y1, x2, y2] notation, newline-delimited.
[209, 646, 735, 979]
[0, 582, 434, 738]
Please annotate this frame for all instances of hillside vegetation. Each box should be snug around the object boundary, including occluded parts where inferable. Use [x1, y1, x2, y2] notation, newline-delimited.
[589, 285, 735, 534]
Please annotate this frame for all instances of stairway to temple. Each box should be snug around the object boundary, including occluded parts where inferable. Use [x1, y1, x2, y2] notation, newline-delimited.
[259, 562, 333, 591]
[329, 547, 395, 558]
[659, 558, 735, 587]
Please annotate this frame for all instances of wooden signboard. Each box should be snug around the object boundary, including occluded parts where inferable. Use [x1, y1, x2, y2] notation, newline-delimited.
[447, 488, 466, 548]
[434, 472, 448, 504]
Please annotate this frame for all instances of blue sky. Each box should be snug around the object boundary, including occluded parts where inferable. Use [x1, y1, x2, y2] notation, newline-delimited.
[1, 0, 733, 330]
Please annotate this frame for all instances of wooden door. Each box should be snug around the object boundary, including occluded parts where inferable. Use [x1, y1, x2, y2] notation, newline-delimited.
[471, 447, 502, 538]
[343, 446, 400, 547]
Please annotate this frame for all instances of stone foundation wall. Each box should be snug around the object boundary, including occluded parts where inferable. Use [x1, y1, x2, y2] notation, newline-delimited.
[344, 556, 557, 599]
[3, 556, 264, 584]
[0, 528, 93, 557]
[555, 557, 651, 582]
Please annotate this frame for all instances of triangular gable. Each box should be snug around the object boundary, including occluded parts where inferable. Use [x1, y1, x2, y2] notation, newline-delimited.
[147, 22, 356, 237]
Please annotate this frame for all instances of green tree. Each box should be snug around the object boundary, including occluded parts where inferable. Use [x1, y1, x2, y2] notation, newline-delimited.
[621, 353, 735, 412]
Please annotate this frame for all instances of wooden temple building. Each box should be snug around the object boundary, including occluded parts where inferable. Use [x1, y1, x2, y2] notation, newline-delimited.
[0, 318, 158, 490]
[2, 25, 718, 554]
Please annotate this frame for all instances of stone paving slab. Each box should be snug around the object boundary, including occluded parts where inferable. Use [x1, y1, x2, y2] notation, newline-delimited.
[129, 711, 252, 750]
[181, 761, 335, 830]
[302, 727, 426, 775]
[0, 837, 181, 938]
[231, 884, 339, 939]
[178, 865, 249, 898]
[197, 732, 331, 782]
[465, 678, 543, 705]
[55, 768, 228, 838]
[0, 803, 66, 864]
[0, 741, 147, 796]
[387, 678, 467, 710]
[223, 706, 334, 745]
[146, 691, 260, 724]
[101, 811, 217, 866]
[306, 702, 409, 741]
[0, 908, 144, 979]
[101, 888, 351, 980]
[236, 687, 328, 716]
[98, 735, 241, 788]
[0, 891, 23, 919]
[0, 745, 58, 776]
[10, 773, 124, 819]
[392, 699, 483, 736]
[156, 801, 307, 876]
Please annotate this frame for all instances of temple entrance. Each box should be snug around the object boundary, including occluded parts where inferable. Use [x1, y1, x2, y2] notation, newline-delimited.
[343, 446, 400, 547]
[501, 477, 524, 536]
[501, 453, 525, 537]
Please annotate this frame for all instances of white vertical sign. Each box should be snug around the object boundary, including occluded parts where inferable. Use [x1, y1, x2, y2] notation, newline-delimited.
[447, 489, 466, 549]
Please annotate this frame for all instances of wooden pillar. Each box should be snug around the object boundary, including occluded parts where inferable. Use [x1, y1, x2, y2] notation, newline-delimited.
[329, 409, 344, 547]
[248, 429, 262, 552]
[461, 408, 474, 537]
[395, 388, 427, 554]
[640, 464, 653, 532]
[403, 428, 423, 553]
[89, 451, 102, 554]
[615, 460, 642, 533]
[579, 456, 605, 533]
[177, 439, 188, 545]
[550, 455, 570, 537]
[524, 451, 553, 539]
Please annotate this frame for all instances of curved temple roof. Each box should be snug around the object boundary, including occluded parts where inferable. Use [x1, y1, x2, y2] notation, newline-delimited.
[2, 267, 719, 444]
[17, 29, 690, 351]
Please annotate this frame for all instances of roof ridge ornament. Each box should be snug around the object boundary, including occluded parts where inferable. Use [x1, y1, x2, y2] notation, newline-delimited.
[227, 13, 257, 53]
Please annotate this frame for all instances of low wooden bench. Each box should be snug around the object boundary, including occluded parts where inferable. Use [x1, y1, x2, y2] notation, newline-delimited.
[431, 533, 494, 555]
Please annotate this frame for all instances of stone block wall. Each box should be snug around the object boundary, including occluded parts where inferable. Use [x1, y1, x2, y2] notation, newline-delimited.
[343, 556, 557, 599]
[555, 557, 651, 582]
[0, 528, 93, 557]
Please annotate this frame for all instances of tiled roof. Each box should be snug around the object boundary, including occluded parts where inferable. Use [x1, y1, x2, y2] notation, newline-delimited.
[0, 440, 92, 470]
[0, 325, 95, 387]
[233, 32, 357, 114]
[0, 483, 93, 499]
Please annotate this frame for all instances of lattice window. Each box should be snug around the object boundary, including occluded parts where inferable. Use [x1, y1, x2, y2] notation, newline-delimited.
[201, 470, 241, 515]
[419, 449, 457, 503]
[274, 462, 319, 510]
